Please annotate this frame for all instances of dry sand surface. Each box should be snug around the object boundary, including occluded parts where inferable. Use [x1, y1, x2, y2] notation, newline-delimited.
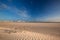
[0, 22, 60, 40]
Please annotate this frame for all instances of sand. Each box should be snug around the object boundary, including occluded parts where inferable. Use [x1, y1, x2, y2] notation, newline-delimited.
[0, 22, 60, 40]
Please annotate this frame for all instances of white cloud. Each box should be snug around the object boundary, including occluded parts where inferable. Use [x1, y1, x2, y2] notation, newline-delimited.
[11, 7, 31, 19]
[0, 3, 10, 10]
[0, 3, 31, 21]
[46, 16, 60, 22]
[36, 16, 60, 22]
[37, 1, 60, 22]
[7, 0, 13, 2]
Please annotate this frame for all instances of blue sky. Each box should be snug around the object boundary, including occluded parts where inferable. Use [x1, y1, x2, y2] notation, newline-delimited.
[0, 0, 60, 22]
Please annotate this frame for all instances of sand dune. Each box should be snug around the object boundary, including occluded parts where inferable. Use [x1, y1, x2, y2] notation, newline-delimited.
[0, 22, 60, 40]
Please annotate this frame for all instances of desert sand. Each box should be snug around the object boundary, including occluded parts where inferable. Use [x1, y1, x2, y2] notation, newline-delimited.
[0, 22, 60, 40]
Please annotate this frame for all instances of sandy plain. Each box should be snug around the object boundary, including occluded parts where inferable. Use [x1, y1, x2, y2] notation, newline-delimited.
[0, 22, 60, 40]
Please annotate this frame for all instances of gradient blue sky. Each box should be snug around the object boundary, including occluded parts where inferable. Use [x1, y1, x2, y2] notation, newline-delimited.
[0, 0, 60, 22]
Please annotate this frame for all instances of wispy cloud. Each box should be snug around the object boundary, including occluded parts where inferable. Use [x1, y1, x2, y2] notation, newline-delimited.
[13, 7, 30, 18]
[7, 0, 13, 2]
[11, 7, 31, 20]
[36, 14, 60, 22]
[45, 16, 60, 22]
[0, 3, 31, 21]
[0, 3, 10, 10]
[35, 2, 60, 22]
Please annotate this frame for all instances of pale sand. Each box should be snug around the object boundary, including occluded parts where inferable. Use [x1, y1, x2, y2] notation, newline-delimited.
[0, 22, 60, 40]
